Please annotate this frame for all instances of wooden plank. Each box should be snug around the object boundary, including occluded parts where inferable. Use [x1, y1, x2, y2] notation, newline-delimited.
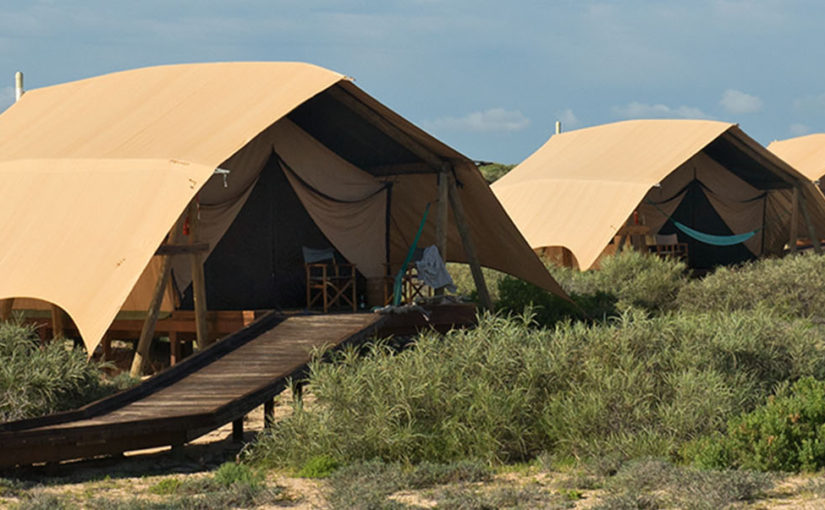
[447, 174, 493, 311]
[155, 242, 209, 256]
[0, 312, 386, 468]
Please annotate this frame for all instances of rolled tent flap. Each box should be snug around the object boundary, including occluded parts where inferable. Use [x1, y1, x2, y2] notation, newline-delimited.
[0, 158, 213, 354]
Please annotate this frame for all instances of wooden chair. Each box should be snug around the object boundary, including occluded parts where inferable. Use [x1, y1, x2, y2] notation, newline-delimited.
[651, 233, 688, 261]
[303, 247, 357, 312]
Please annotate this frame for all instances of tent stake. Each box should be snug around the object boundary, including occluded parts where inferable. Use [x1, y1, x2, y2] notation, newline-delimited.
[447, 173, 493, 311]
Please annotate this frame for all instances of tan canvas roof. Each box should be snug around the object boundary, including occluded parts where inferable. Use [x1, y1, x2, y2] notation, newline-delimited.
[0, 62, 563, 354]
[493, 119, 825, 270]
[768, 134, 825, 182]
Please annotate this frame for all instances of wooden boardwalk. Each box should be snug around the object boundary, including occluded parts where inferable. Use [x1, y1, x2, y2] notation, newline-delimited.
[0, 312, 384, 468]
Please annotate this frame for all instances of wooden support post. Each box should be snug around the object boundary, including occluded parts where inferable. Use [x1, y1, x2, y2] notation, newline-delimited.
[50, 305, 65, 340]
[101, 333, 111, 361]
[232, 417, 244, 442]
[800, 193, 823, 254]
[130, 219, 183, 377]
[446, 173, 493, 311]
[790, 187, 800, 253]
[169, 331, 180, 366]
[0, 299, 13, 321]
[435, 169, 450, 296]
[264, 399, 275, 429]
[188, 200, 210, 349]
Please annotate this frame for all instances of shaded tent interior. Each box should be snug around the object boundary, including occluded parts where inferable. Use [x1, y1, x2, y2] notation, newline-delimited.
[0, 62, 565, 355]
[491, 119, 825, 271]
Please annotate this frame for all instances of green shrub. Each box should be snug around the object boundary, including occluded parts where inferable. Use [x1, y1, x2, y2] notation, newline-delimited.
[298, 455, 340, 478]
[678, 252, 825, 318]
[551, 250, 688, 313]
[248, 309, 825, 468]
[687, 377, 825, 472]
[211, 462, 264, 489]
[148, 477, 183, 496]
[0, 321, 125, 422]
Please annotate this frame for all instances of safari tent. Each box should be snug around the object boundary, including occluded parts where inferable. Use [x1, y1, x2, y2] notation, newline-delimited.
[0, 62, 565, 355]
[769, 134, 825, 189]
[492, 119, 825, 270]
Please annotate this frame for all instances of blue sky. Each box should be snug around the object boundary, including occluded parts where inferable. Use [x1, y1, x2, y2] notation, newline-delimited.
[1, 0, 824, 164]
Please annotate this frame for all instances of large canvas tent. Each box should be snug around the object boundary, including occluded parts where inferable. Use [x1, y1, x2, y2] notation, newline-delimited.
[769, 134, 825, 188]
[0, 62, 565, 354]
[492, 119, 825, 270]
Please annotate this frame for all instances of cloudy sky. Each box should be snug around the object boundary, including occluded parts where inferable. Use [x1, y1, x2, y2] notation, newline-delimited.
[1, 0, 823, 163]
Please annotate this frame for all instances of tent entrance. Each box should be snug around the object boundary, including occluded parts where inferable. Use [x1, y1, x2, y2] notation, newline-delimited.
[656, 180, 756, 269]
[180, 153, 350, 310]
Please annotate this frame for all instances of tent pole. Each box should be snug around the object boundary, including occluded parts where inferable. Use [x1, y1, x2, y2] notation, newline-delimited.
[434, 168, 449, 295]
[188, 200, 210, 349]
[50, 307, 65, 340]
[799, 193, 822, 254]
[130, 217, 183, 377]
[790, 187, 800, 253]
[447, 173, 493, 311]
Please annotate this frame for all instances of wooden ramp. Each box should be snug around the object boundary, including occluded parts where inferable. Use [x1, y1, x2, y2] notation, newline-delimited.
[0, 312, 384, 468]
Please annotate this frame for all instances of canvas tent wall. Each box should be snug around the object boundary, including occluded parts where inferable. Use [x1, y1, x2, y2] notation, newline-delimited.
[769, 134, 825, 189]
[491, 119, 825, 270]
[0, 62, 565, 354]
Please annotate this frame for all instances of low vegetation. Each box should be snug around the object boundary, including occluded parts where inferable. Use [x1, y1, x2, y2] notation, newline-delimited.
[8, 250, 825, 507]
[0, 321, 135, 422]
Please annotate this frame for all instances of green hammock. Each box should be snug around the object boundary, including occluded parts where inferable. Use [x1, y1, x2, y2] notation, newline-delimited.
[393, 202, 431, 306]
[672, 221, 758, 247]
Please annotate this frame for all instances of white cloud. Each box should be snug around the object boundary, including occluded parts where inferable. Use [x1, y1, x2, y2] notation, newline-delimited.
[719, 89, 763, 114]
[556, 108, 581, 130]
[612, 101, 712, 119]
[794, 93, 825, 113]
[789, 123, 810, 136]
[424, 108, 530, 133]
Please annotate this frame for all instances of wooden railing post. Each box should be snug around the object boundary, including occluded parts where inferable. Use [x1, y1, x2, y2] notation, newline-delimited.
[446, 173, 493, 311]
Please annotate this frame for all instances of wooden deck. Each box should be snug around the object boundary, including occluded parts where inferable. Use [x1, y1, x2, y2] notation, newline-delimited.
[0, 312, 385, 468]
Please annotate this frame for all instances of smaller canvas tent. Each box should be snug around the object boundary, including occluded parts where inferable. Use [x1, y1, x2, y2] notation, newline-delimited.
[769, 134, 825, 189]
[492, 119, 825, 270]
[0, 62, 566, 355]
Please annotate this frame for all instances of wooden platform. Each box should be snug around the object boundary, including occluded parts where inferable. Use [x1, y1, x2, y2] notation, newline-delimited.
[0, 312, 384, 468]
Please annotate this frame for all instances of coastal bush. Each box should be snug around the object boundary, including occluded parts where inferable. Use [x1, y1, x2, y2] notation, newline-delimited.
[687, 377, 825, 472]
[249, 309, 825, 468]
[678, 252, 825, 317]
[0, 321, 123, 422]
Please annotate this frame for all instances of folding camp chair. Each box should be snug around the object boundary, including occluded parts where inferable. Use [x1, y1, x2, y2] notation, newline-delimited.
[651, 233, 688, 261]
[303, 247, 357, 312]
